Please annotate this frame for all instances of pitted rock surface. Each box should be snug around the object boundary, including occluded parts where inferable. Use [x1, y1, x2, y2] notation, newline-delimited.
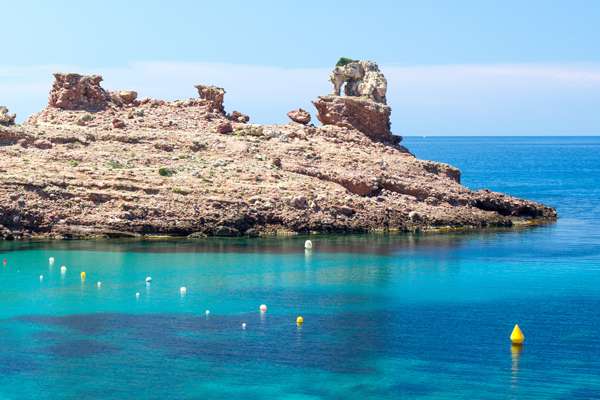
[195, 85, 225, 113]
[330, 59, 387, 104]
[49, 73, 111, 111]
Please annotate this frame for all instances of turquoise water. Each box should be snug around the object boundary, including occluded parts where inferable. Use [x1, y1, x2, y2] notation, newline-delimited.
[1, 136, 600, 399]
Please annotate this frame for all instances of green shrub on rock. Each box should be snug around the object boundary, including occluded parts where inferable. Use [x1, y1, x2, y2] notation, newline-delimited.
[107, 160, 125, 169]
[158, 167, 175, 177]
[336, 57, 357, 67]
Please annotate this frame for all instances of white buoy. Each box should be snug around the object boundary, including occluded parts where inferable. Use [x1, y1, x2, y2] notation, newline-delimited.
[205, 310, 210, 316]
[39, 274, 44, 281]
[180, 286, 187, 295]
[48, 257, 55, 265]
[242, 322, 247, 330]
[135, 292, 140, 299]
[304, 240, 313, 249]
[145, 276, 152, 284]
[60, 265, 67, 274]
[260, 304, 267, 313]
[97, 281, 102, 288]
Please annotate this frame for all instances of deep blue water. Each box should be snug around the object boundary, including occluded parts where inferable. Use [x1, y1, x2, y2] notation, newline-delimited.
[1, 136, 599, 399]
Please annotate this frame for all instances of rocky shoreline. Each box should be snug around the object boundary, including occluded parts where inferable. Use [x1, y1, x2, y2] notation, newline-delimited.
[0, 60, 556, 240]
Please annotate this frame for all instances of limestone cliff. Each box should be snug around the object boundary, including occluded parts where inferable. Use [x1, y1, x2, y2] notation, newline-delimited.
[0, 63, 556, 239]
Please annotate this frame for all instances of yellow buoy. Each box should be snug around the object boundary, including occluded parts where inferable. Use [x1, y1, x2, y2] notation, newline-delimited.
[80, 271, 86, 281]
[296, 316, 304, 325]
[510, 324, 525, 345]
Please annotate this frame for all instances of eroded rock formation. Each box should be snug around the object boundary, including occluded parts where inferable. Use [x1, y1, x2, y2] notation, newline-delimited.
[49, 73, 111, 111]
[0, 69, 556, 240]
[315, 59, 396, 144]
[195, 84, 225, 113]
[330, 58, 387, 104]
[0, 106, 16, 126]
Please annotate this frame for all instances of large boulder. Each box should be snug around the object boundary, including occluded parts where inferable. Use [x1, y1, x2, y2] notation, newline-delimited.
[313, 95, 399, 144]
[110, 90, 138, 105]
[228, 110, 249, 123]
[287, 108, 311, 125]
[195, 84, 225, 113]
[49, 73, 110, 111]
[0, 106, 16, 126]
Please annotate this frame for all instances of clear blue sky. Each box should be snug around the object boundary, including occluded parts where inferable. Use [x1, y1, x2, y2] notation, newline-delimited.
[2, 0, 600, 135]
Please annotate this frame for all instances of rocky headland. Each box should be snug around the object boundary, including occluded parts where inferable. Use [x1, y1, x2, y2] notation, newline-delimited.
[0, 60, 556, 239]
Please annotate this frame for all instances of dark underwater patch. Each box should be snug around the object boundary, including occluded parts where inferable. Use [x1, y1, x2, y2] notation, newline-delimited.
[43, 339, 118, 358]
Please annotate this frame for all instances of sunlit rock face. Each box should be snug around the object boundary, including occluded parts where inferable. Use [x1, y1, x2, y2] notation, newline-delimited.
[313, 95, 396, 144]
[49, 73, 111, 111]
[0, 67, 556, 240]
[314, 59, 396, 144]
[195, 84, 226, 113]
[329, 59, 387, 104]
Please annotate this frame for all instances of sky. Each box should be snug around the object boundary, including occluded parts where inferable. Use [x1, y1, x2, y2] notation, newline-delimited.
[1, 0, 599, 135]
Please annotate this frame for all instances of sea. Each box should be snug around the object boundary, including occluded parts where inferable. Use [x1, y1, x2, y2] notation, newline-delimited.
[1, 136, 599, 399]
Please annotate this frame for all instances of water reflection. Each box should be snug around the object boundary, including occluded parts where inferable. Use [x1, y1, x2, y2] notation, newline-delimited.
[510, 344, 523, 391]
[0, 226, 554, 256]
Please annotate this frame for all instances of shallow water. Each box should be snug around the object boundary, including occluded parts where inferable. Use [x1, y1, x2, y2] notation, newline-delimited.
[1, 136, 599, 399]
